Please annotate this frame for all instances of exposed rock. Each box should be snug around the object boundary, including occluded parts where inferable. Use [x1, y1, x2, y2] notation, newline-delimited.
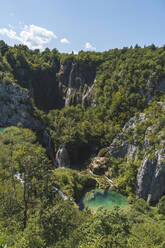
[157, 78, 165, 92]
[82, 81, 96, 108]
[89, 157, 111, 176]
[139, 79, 165, 101]
[58, 60, 96, 108]
[109, 113, 147, 160]
[108, 109, 165, 204]
[0, 80, 42, 129]
[65, 62, 76, 107]
[56, 146, 70, 168]
[15, 66, 62, 112]
[43, 130, 56, 165]
[137, 157, 156, 200]
[137, 146, 165, 204]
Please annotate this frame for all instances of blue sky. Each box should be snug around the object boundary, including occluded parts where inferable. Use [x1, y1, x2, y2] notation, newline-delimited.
[0, 0, 165, 53]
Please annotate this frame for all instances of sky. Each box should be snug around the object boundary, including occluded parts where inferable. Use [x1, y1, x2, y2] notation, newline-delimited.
[0, 0, 165, 53]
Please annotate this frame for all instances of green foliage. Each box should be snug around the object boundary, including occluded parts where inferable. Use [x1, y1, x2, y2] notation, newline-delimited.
[48, 168, 97, 201]
[157, 196, 165, 215]
[70, 207, 130, 248]
[0, 126, 51, 239]
[48, 105, 105, 165]
[117, 160, 140, 195]
[1, 42, 165, 247]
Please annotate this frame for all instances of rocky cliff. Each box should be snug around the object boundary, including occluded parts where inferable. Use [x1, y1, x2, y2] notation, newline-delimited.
[0, 78, 57, 164]
[57, 59, 96, 108]
[108, 106, 165, 204]
[14, 58, 96, 112]
[0, 79, 41, 129]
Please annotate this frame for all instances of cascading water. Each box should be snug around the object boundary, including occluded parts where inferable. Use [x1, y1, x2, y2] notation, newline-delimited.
[56, 146, 70, 168]
[52, 186, 68, 200]
[87, 169, 94, 175]
[15, 172, 24, 184]
[65, 62, 75, 107]
[105, 176, 115, 187]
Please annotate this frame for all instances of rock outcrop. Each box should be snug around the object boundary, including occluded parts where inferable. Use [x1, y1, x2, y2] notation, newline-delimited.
[43, 130, 56, 165]
[89, 157, 112, 177]
[108, 109, 165, 204]
[109, 113, 147, 160]
[137, 145, 165, 204]
[0, 80, 42, 129]
[0, 79, 57, 165]
[15, 65, 62, 112]
[15, 59, 96, 111]
[57, 60, 96, 108]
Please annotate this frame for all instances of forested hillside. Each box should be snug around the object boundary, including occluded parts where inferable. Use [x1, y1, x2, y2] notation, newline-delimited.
[1, 41, 165, 247]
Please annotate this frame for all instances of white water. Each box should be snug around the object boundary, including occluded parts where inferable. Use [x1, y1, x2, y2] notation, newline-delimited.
[65, 63, 75, 107]
[15, 172, 24, 184]
[52, 187, 68, 200]
[105, 176, 115, 187]
[87, 169, 94, 175]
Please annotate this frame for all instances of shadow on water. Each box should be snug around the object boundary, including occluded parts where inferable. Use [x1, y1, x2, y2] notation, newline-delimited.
[79, 188, 128, 211]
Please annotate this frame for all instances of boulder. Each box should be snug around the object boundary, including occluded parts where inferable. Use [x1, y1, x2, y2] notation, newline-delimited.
[89, 157, 111, 176]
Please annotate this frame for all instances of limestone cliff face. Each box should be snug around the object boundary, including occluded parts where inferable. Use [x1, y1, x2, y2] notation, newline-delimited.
[0, 80, 41, 129]
[57, 60, 96, 108]
[15, 68, 63, 112]
[0, 79, 57, 164]
[15, 59, 96, 111]
[109, 109, 165, 204]
[137, 140, 165, 204]
[109, 113, 147, 160]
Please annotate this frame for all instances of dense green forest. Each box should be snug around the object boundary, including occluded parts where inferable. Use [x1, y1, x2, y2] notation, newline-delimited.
[1, 41, 165, 247]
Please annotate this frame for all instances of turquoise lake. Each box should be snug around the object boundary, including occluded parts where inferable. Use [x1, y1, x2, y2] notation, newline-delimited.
[82, 189, 128, 210]
[0, 128, 7, 134]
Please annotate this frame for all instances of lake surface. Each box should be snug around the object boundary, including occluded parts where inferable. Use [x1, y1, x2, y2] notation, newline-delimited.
[81, 189, 128, 210]
[0, 128, 7, 134]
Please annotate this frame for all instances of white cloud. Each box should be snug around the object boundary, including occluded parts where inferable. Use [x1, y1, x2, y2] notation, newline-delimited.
[0, 24, 57, 50]
[0, 28, 17, 39]
[85, 42, 96, 51]
[73, 50, 78, 55]
[60, 38, 70, 44]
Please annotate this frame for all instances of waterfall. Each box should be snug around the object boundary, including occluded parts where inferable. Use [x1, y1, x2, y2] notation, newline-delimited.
[15, 172, 24, 184]
[87, 169, 94, 175]
[56, 146, 70, 168]
[65, 63, 75, 107]
[52, 187, 68, 200]
[105, 176, 115, 187]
